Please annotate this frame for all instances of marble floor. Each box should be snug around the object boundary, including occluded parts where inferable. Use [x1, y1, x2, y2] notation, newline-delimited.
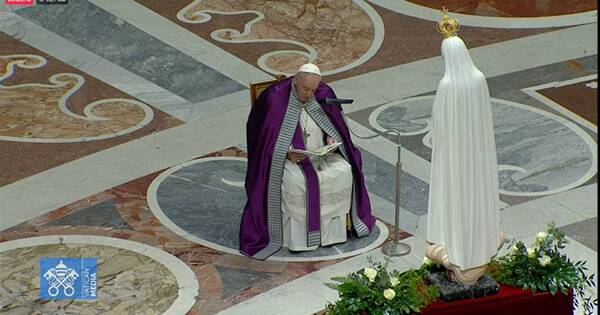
[0, 1, 597, 314]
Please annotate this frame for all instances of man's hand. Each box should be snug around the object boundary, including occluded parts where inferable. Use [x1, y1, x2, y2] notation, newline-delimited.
[287, 152, 308, 163]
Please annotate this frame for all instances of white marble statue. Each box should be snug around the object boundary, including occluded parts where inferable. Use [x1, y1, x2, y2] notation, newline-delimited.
[426, 9, 504, 284]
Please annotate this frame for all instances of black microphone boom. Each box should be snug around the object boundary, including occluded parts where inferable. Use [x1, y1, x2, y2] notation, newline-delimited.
[324, 97, 354, 105]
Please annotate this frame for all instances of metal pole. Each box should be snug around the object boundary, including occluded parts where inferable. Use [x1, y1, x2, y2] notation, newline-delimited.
[395, 137, 401, 243]
[382, 131, 411, 257]
[341, 111, 411, 257]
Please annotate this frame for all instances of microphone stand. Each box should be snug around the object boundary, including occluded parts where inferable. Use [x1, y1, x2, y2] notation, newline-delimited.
[328, 99, 411, 257]
[380, 129, 411, 257]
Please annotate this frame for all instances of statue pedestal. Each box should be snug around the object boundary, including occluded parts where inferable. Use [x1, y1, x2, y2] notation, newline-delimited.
[416, 284, 573, 315]
[426, 270, 499, 302]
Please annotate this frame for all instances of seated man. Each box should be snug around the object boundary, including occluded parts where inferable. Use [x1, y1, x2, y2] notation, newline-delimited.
[239, 63, 376, 260]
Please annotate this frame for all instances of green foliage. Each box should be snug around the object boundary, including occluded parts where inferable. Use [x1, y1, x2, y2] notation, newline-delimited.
[324, 223, 597, 314]
[324, 257, 439, 315]
[488, 222, 597, 315]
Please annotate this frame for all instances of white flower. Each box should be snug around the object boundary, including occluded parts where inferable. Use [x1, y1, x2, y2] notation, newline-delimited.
[363, 267, 377, 282]
[422, 256, 432, 265]
[383, 288, 396, 300]
[527, 247, 536, 258]
[539, 255, 552, 267]
[536, 231, 548, 243]
[511, 245, 519, 254]
[390, 277, 399, 287]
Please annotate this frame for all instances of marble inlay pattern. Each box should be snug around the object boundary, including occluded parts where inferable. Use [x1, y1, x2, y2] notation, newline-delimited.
[147, 156, 388, 261]
[0, 147, 411, 314]
[44, 199, 133, 230]
[0, 33, 183, 188]
[0, 0, 594, 312]
[370, 0, 597, 28]
[213, 264, 277, 299]
[559, 218, 598, 252]
[369, 96, 597, 197]
[15, 0, 244, 103]
[176, 0, 383, 76]
[0, 244, 179, 314]
[490, 58, 597, 138]
[0, 54, 154, 142]
[538, 78, 597, 126]
[407, 0, 597, 17]
[135, 0, 550, 82]
[361, 149, 429, 215]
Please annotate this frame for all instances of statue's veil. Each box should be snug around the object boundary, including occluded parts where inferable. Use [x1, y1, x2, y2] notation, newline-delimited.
[436, 36, 489, 110]
[427, 35, 500, 270]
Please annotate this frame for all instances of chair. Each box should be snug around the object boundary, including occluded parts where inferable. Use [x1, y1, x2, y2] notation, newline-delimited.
[249, 74, 287, 107]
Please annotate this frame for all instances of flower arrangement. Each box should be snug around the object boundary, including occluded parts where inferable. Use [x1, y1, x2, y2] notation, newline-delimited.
[324, 223, 597, 314]
[488, 222, 597, 314]
[323, 257, 439, 315]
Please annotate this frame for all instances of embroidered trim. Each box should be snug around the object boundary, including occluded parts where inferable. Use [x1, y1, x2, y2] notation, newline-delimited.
[252, 90, 302, 260]
[283, 186, 352, 207]
[304, 102, 369, 237]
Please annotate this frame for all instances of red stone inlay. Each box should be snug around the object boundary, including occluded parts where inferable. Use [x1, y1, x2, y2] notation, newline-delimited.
[538, 78, 597, 125]
[407, 0, 596, 17]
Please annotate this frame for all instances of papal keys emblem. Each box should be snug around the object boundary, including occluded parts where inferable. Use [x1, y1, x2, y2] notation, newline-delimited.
[43, 260, 79, 297]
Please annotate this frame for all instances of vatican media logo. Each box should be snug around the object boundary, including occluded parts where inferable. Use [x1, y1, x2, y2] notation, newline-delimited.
[40, 257, 97, 300]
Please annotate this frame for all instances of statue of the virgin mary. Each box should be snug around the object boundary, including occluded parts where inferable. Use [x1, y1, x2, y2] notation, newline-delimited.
[426, 8, 505, 284]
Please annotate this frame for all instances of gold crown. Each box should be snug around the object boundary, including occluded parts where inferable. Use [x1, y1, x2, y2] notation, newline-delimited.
[437, 7, 460, 38]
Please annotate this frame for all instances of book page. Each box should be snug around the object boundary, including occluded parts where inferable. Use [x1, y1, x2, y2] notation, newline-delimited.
[288, 142, 342, 157]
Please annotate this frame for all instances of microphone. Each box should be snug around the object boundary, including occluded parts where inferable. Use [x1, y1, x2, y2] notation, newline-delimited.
[323, 98, 354, 105]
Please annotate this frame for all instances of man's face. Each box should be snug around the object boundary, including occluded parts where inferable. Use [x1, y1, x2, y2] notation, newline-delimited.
[295, 73, 320, 103]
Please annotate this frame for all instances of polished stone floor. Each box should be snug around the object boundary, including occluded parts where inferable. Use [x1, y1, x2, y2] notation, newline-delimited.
[0, 1, 597, 314]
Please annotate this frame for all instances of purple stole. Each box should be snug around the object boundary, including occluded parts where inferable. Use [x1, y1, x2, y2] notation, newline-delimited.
[291, 122, 321, 243]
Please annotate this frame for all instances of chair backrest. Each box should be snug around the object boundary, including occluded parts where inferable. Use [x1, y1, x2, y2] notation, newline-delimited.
[250, 74, 287, 107]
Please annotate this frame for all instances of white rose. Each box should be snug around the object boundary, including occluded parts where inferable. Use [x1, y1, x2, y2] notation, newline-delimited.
[536, 231, 548, 243]
[539, 255, 552, 267]
[383, 288, 396, 300]
[527, 247, 536, 258]
[390, 277, 399, 287]
[363, 267, 377, 282]
[511, 245, 519, 253]
[422, 256, 432, 265]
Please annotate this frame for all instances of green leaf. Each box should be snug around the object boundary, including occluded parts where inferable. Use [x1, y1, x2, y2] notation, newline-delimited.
[325, 283, 339, 290]
[549, 283, 558, 295]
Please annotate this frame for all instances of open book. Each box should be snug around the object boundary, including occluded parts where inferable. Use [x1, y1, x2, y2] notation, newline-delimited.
[288, 142, 343, 158]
